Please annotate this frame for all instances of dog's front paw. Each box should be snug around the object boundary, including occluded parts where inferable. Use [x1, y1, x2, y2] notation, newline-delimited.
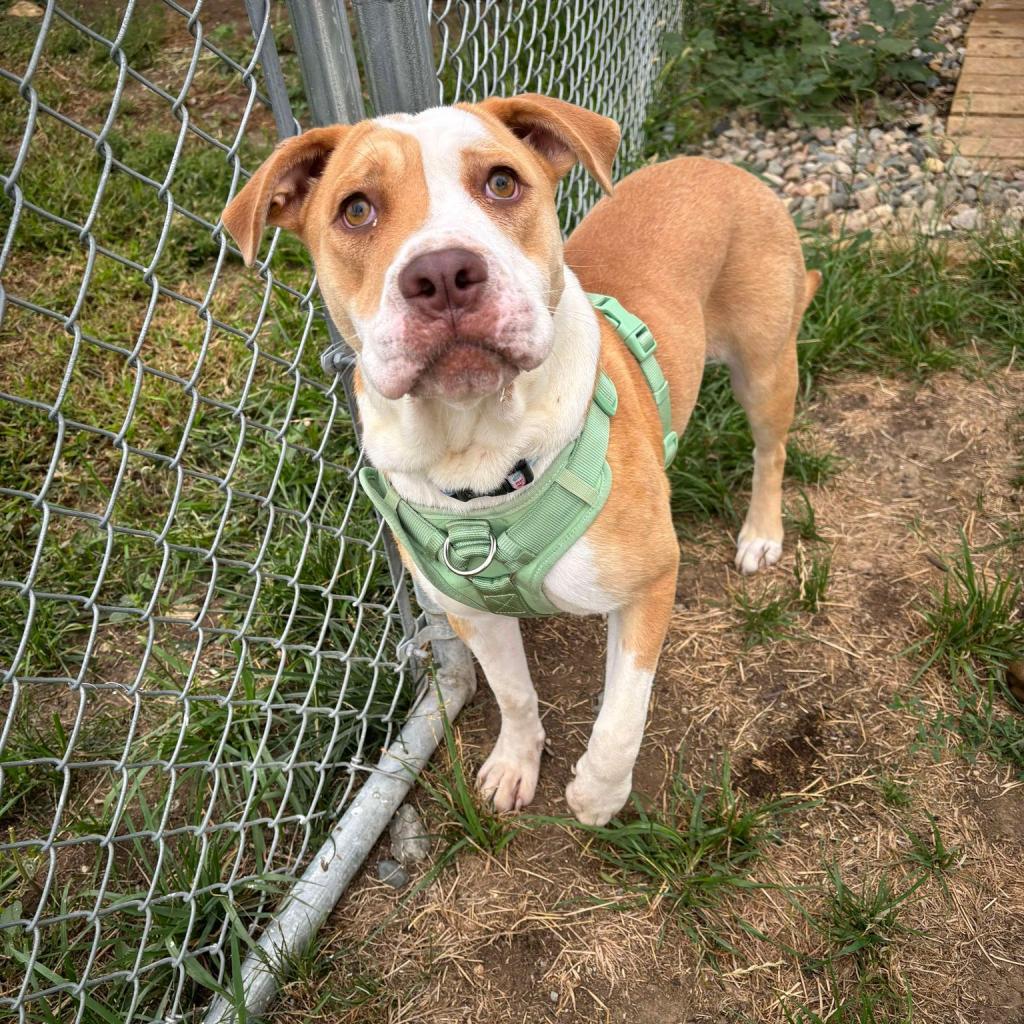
[735, 534, 783, 575]
[565, 759, 631, 826]
[478, 731, 543, 812]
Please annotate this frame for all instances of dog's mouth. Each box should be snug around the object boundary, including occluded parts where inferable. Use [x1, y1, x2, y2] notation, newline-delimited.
[409, 338, 521, 400]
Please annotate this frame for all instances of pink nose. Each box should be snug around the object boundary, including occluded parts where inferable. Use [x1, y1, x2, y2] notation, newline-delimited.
[398, 248, 488, 317]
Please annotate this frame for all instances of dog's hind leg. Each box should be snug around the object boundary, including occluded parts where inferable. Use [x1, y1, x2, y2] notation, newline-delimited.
[728, 326, 799, 575]
[728, 268, 820, 574]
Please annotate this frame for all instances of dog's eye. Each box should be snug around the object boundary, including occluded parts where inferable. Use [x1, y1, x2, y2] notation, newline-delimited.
[485, 168, 519, 201]
[341, 193, 376, 228]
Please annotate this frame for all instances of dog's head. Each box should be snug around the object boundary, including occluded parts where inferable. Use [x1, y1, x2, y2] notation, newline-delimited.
[221, 95, 619, 402]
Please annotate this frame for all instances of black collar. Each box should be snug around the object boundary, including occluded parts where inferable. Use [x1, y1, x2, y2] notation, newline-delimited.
[445, 460, 534, 502]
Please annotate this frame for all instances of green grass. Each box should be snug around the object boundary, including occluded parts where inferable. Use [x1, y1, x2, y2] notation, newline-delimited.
[794, 544, 832, 614]
[902, 816, 960, 879]
[735, 585, 797, 649]
[784, 973, 914, 1024]
[907, 536, 1024, 776]
[560, 759, 802, 951]
[417, 709, 519, 864]
[876, 775, 912, 810]
[815, 865, 925, 965]
[787, 489, 826, 543]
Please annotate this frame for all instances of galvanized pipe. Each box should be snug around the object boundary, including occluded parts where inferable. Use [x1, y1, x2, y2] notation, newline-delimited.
[351, 0, 440, 115]
[202, 612, 476, 1022]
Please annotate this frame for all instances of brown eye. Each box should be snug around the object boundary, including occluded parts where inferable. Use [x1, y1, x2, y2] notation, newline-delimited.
[485, 168, 519, 201]
[341, 193, 375, 228]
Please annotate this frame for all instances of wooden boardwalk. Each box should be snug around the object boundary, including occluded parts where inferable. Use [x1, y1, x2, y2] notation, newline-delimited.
[947, 0, 1024, 170]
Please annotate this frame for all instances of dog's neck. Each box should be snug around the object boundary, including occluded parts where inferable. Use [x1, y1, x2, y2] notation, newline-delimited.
[356, 268, 601, 510]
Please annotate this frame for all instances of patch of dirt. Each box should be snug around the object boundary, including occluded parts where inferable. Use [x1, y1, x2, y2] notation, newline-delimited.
[276, 369, 1024, 1024]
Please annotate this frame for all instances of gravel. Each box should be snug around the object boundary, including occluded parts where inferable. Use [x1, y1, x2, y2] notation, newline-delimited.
[376, 859, 410, 889]
[389, 803, 432, 866]
[690, 1, 1024, 234]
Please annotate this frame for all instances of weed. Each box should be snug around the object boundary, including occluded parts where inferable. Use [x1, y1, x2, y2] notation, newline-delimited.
[903, 816, 960, 879]
[908, 536, 1024, 775]
[787, 490, 824, 542]
[644, 0, 944, 151]
[735, 586, 796, 648]
[418, 708, 518, 863]
[913, 536, 1023, 684]
[567, 759, 802, 950]
[876, 775, 912, 810]
[794, 543, 832, 613]
[817, 864, 925, 963]
[784, 970, 914, 1023]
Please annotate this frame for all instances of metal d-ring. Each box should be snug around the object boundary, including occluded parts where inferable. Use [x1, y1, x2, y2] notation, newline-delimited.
[441, 534, 497, 577]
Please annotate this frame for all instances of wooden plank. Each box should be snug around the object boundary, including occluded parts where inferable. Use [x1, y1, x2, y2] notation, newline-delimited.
[971, 7, 1024, 19]
[962, 55, 1024, 75]
[968, 21, 1024, 38]
[970, 36, 1024, 55]
[948, 114, 1024, 136]
[947, 136, 1024, 157]
[952, 91, 1024, 114]
[956, 73, 1024, 92]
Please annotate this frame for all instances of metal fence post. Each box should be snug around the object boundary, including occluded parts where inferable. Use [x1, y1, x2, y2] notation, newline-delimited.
[351, 0, 440, 114]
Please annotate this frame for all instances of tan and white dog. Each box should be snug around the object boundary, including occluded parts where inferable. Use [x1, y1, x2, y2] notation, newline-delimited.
[222, 95, 820, 826]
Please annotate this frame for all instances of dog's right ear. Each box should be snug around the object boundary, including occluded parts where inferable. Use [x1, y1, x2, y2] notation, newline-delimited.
[221, 125, 349, 266]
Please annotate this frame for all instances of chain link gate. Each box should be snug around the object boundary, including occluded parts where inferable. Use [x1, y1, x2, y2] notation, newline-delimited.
[0, 2, 680, 1021]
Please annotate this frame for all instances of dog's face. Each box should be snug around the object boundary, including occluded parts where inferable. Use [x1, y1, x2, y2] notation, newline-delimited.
[222, 96, 619, 402]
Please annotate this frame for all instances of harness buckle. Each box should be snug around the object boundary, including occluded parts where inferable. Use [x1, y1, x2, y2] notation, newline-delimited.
[626, 324, 657, 360]
[441, 533, 497, 577]
[663, 430, 679, 468]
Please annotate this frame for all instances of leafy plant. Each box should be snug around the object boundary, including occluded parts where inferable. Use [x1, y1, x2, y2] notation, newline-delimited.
[647, 0, 946, 148]
[817, 865, 925, 963]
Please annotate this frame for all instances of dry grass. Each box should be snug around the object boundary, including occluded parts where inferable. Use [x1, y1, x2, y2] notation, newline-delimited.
[274, 368, 1023, 1024]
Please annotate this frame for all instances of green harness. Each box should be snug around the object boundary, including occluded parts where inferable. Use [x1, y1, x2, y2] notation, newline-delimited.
[358, 294, 677, 617]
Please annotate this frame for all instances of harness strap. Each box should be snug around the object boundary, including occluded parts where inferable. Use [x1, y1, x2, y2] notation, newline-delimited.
[588, 293, 678, 467]
[358, 293, 674, 618]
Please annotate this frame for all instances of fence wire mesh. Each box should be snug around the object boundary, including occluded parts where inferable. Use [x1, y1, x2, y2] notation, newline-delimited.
[0, 2, 679, 1021]
[432, 0, 682, 227]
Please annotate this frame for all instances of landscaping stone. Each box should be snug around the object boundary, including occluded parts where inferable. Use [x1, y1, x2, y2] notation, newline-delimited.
[691, 0, 1018, 235]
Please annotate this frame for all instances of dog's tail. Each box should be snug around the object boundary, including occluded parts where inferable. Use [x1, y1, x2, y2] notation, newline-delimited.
[802, 269, 822, 313]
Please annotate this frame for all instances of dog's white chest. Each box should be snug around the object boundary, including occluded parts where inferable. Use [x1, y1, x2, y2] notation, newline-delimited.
[543, 536, 620, 615]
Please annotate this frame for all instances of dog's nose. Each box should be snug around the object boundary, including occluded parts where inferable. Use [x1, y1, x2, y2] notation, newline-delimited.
[398, 248, 488, 316]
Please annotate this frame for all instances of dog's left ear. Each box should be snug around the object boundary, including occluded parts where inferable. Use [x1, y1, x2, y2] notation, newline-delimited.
[474, 94, 620, 194]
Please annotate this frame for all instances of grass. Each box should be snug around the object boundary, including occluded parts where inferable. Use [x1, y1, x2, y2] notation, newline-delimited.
[0, 7, 408, 1023]
[735, 585, 798, 649]
[794, 543, 832, 614]
[417, 708, 519, 864]
[561, 759, 802, 952]
[815, 865, 925, 965]
[908, 536, 1024, 776]
[903, 817, 960, 879]
[876, 775, 912, 810]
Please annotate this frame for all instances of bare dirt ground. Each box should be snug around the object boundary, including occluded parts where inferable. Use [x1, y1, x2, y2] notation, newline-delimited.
[277, 366, 1023, 1024]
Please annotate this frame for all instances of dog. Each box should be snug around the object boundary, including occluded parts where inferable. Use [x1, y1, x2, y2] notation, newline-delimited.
[222, 94, 820, 826]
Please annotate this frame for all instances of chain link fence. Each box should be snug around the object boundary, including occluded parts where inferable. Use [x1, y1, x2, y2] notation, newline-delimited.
[0, 2, 679, 1021]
